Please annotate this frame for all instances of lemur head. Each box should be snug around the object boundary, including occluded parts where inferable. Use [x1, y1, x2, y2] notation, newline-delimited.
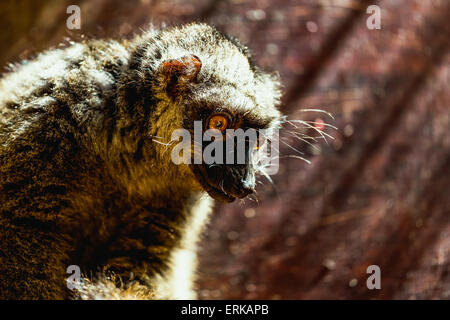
[118, 23, 282, 202]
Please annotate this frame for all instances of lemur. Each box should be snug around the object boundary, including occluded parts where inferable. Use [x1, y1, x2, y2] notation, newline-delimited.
[0, 23, 281, 299]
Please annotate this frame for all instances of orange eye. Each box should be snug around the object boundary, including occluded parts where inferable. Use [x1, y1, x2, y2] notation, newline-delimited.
[208, 114, 229, 132]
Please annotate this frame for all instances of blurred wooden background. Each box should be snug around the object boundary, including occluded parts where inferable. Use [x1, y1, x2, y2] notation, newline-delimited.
[0, 0, 448, 299]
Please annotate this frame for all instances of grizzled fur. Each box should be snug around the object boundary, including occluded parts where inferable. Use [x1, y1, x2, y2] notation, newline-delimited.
[0, 23, 281, 299]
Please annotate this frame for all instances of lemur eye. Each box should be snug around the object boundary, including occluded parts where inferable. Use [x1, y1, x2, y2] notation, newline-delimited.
[208, 114, 229, 132]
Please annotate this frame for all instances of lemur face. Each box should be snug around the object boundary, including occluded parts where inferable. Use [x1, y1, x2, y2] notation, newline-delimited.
[152, 26, 281, 202]
[157, 51, 281, 203]
[189, 102, 261, 203]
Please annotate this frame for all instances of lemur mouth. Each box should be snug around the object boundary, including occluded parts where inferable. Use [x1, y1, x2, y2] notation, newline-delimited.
[191, 165, 236, 203]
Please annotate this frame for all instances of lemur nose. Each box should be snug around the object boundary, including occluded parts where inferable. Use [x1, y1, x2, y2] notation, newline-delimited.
[239, 180, 256, 197]
[241, 186, 255, 197]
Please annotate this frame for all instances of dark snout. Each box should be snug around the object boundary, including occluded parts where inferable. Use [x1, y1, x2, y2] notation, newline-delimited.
[191, 130, 258, 202]
[192, 163, 256, 203]
[226, 164, 256, 198]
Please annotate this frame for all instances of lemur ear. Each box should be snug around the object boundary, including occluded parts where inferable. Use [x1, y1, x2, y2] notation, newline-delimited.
[159, 55, 202, 96]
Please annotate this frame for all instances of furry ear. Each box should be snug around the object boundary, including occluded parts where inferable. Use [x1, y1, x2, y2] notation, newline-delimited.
[159, 55, 201, 97]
